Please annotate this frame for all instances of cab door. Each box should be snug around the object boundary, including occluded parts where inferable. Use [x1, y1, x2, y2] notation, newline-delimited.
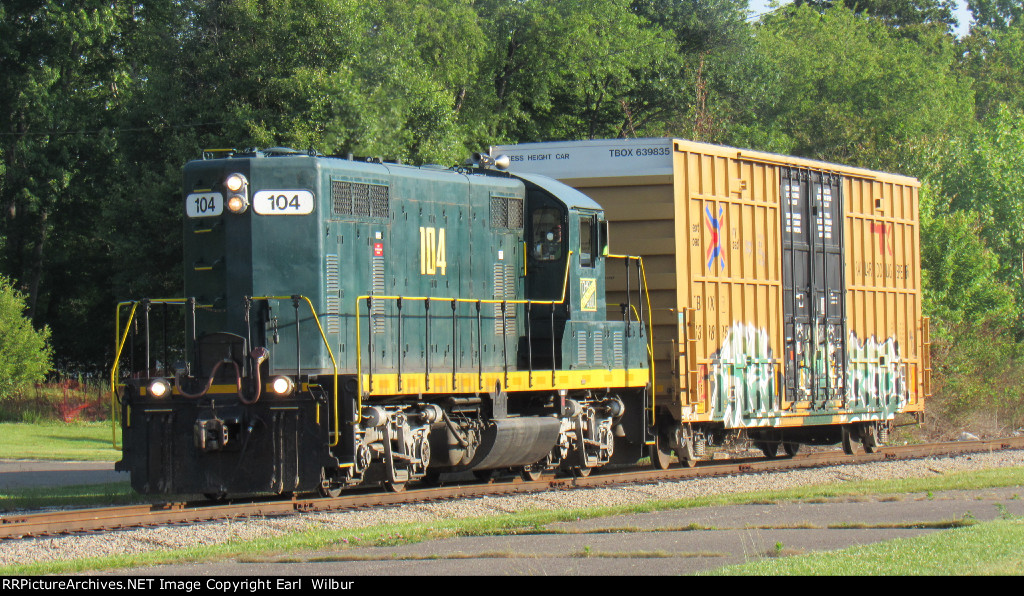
[573, 210, 603, 322]
[524, 190, 568, 368]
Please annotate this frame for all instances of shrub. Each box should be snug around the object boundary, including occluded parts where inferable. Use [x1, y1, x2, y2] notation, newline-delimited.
[928, 319, 1024, 438]
[0, 275, 52, 400]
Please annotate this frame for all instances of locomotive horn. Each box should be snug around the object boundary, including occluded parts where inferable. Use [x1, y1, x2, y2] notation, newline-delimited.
[492, 154, 511, 170]
[469, 152, 511, 170]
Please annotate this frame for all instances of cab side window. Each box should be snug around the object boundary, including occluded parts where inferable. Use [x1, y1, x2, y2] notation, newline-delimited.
[532, 208, 564, 261]
[580, 216, 594, 267]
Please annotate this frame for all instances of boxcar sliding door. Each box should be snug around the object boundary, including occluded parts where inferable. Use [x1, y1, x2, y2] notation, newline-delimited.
[781, 169, 847, 411]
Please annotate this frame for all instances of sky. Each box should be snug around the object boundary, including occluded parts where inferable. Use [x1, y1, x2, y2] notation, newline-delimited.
[746, 0, 975, 37]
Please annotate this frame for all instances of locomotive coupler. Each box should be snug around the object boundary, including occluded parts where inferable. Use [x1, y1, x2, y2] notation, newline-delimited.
[195, 417, 230, 451]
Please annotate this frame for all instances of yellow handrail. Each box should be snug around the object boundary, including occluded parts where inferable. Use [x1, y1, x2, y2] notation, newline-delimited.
[355, 251, 575, 418]
[112, 250, 652, 448]
[252, 295, 340, 446]
[110, 299, 188, 448]
[110, 301, 137, 448]
[605, 254, 656, 425]
[109, 297, 339, 447]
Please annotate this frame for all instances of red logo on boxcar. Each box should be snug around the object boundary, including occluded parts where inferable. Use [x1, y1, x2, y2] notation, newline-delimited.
[871, 223, 893, 255]
[705, 205, 725, 271]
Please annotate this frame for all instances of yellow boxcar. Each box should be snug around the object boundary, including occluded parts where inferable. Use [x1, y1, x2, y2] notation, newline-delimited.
[493, 138, 928, 459]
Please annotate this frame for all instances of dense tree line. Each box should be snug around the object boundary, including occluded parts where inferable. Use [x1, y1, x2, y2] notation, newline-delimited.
[2, 0, 1024, 428]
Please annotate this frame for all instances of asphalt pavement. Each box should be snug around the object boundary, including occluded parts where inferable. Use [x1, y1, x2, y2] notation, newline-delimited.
[0, 460, 127, 490]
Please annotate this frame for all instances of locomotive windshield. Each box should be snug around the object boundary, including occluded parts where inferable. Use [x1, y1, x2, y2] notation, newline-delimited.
[531, 207, 564, 261]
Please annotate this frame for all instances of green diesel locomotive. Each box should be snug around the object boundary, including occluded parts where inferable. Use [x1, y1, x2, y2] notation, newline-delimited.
[113, 148, 653, 497]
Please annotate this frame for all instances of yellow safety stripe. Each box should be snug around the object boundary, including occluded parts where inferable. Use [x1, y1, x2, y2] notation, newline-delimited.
[359, 368, 650, 397]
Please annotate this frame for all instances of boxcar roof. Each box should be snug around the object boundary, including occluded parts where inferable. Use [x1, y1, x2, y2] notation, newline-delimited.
[491, 138, 919, 187]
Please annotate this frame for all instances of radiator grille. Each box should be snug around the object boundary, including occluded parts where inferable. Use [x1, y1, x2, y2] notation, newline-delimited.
[332, 180, 390, 219]
[490, 196, 523, 229]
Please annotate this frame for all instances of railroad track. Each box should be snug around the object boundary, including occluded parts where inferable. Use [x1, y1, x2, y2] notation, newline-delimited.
[3, 436, 1022, 541]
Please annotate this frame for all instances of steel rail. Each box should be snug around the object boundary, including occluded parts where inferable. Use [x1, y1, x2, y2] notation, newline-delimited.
[3, 436, 1022, 541]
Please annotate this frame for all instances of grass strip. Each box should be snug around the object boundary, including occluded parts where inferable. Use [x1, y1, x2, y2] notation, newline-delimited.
[707, 518, 1024, 575]
[0, 482, 147, 512]
[0, 422, 121, 462]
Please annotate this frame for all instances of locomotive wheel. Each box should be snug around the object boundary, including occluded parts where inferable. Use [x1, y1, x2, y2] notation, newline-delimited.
[318, 484, 342, 498]
[841, 425, 855, 455]
[783, 441, 801, 457]
[653, 432, 674, 470]
[862, 423, 881, 454]
[756, 440, 779, 459]
[521, 465, 544, 482]
[384, 481, 406, 493]
[318, 468, 343, 498]
[676, 428, 699, 468]
[560, 464, 592, 478]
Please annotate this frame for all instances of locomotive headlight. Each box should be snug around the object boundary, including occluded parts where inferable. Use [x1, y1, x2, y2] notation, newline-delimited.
[225, 173, 247, 192]
[148, 379, 171, 398]
[227, 194, 249, 214]
[270, 376, 295, 396]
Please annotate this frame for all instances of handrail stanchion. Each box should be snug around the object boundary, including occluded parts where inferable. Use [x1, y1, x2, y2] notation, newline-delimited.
[425, 299, 431, 391]
[476, 300, 483, 391]
[527, 300, 533, 388]
[293, 296, 302, 380]
[366, 296, 373, 394]
[397, 297, 404, 392]
[142, 299, 151, 376]
[451, 299, 457, 391]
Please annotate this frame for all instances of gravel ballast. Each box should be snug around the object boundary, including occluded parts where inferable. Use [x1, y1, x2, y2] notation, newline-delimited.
[2, 449, 1023, 568]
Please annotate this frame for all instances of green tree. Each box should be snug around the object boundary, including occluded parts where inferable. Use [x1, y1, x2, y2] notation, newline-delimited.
[625, 0, 756, 141]
[968, 0, 1024, 30]
[471, 0, 665, 142]
[734, 5, 973, 171]
[633, 0, 749, 53]
[0, 0, 132, 367]
[124, 0, 483, 162]
[919, 187, 1017, 329]
[794, 0, 959, 34]
[0, 275, 51, 399]
[931, 105, 1024, 323]
[959, 24, 1024, 119]
[919, 188, 1024, 432]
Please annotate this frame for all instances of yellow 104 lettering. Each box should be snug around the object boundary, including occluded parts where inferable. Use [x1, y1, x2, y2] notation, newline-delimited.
[419, 226, 447, 275]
